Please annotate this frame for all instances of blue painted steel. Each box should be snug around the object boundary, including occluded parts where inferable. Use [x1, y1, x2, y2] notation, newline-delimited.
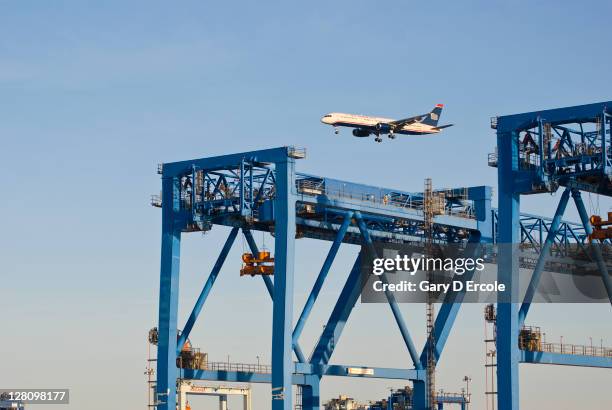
[294, 344, 306, 364]
[194, 163, 488, 243]
[245, 227, 309, 363]
[496, 129, 520, 410]
[491, 101, 612, 410]
[271, 159, 296, 410]
[293, 363, 424, 380]
[301, 378, 320, 410]
[162, 147, 296, 177]
[518, 188, 571, 325]
[182, 362, 423, 382]
[155, 143, 598, 410]
[177, 227, 239, 354]
[419, 235, 481, 367]
[495, 101, 612, 195]
[245, 225, 310, 376]
[496, 101, 612, 133]
[492, 209, 587, 250]
[156, 177, 182, 410]
[240, 159, 246, 216]
[470, 186, 493, 242]
[182, 369, 310, 385]
[601, 113, 608, 173]
[310, 256, 362, 365]
[355, 212, 421, 369]
[254, 169, 271, 203]
[412, 381, 426, 410]
[292, 211, 353, 359]
[520, 350, 612, 368]
[571, 190, 612, 304]
[156, 147, 495, 410]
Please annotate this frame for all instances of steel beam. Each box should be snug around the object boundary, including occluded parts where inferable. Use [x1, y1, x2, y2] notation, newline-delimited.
[495, 101, 612, 133]
[355, 212, 421, 369]
[294, 363, 424, 380]
[519, 188, 571, 325]
[271, 158, 296, 410]
[243, 227, 307, 361]
[572, 189, 612, 305]
[520, 350, 612, 368]
[496, 130, 520, 410]
[310, 256, 362, 366]
[162, 147, 295, 178]
[177, 227, 239, 353]
[182, 363, 423, 382]
[181, 369, 309, 385]
[419, 235, 481, 367]
[292, 211, 353, 361]
[301, 376, 320, 410]
[156, 176, 183, 410]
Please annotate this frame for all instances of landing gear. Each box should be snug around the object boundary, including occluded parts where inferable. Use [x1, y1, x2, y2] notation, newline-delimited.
[375, 137, 383, 143]
[388, 132, 396, 139]
[334, 127, 339, 135]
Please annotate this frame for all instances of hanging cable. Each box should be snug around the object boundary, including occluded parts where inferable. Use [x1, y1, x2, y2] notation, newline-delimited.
[262, 230, 266, 251]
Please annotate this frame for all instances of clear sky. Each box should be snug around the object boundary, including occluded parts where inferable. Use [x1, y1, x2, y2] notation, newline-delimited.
[1, 1, 611, 409]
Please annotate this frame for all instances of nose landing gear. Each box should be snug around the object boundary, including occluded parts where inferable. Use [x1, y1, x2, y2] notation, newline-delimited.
[334, 127, 339, 135]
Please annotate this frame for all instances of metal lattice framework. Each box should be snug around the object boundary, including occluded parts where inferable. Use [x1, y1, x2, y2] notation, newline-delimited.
[492, 100, 612, 410]
[153, 132, 609, 410]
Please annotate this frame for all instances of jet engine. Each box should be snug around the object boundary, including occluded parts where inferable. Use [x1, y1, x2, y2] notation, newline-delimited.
[352, 129, 371, 137]
[375, 122, 391, 134]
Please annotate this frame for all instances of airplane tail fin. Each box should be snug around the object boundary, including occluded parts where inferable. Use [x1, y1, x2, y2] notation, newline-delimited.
[420, 104, 444, 126]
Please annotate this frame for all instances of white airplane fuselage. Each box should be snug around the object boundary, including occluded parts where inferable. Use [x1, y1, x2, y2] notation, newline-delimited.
[321, 112, 441, 136]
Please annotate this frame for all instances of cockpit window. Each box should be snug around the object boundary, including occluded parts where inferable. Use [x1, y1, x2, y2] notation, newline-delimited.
[324, 114, 332, 117]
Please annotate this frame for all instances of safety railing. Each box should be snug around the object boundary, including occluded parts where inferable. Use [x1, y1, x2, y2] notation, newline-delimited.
[296, 179, 475, 219]
[436, 392, 470, 402]
[537, 342, 612, 358]
[206, 361, 272, 374]
[288, 146, 306, 159]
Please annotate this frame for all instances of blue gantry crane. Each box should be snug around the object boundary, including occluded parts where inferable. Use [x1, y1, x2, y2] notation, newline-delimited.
[491, 100, 612, 410]
[153, 146, 493, 410]
[153, 100, 611, 410]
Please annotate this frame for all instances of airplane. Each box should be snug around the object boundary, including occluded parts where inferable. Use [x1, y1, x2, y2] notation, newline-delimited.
[321, 104, 453, 142]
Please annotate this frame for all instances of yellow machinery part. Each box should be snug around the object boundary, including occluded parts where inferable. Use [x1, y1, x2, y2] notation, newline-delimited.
[519, 327, 542, 352]
[589, 213, 612, 242]
[240, 252, 275, 276]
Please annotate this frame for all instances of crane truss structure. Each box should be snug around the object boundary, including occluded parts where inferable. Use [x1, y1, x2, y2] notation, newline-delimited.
[153, 133, 608, 410]
[492, 100, 612, 410]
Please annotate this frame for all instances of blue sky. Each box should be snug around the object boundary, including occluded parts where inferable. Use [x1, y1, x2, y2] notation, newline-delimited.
[1, 1, 611, 409]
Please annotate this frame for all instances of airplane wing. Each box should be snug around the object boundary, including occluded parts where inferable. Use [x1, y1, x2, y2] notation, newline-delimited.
[388, 114, 427, 128]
